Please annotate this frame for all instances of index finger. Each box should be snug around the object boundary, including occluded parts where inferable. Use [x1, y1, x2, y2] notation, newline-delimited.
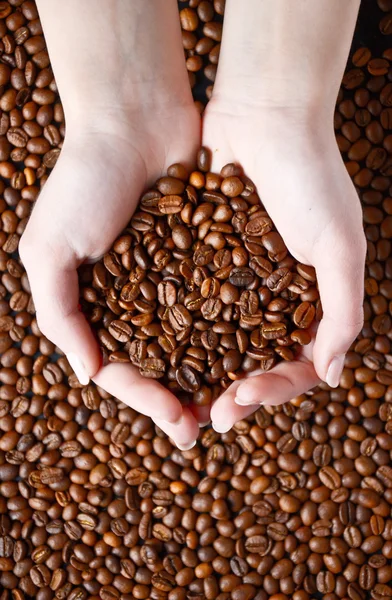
[93, 362, 183, 424]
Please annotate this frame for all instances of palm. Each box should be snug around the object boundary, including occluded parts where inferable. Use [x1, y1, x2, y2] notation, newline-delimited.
[203, 101, 362, 259]
[27, 106, 200, 262]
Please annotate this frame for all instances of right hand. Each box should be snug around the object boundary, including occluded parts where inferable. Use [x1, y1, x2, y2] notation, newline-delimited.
[20, 103, 202, 450]
[202, 100, 366, 432]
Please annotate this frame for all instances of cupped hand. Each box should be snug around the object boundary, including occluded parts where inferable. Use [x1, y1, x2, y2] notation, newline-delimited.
[20, 105, 201, 449]
[203, 100, 366, 432]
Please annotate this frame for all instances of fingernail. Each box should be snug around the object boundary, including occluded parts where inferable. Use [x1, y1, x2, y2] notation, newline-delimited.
[212, 422, 232, 434]
[234, 394, 250, 406]
[177, 440, 196, 451]
[198, 421, 210, 427]
[67, 353, 89, 386]
[326, 354, 345, 388]
[234, 387, 254, 406]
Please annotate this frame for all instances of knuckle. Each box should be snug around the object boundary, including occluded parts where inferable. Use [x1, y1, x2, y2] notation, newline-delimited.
[19, 234, 47, 275]
[322, 307, 364, 345]
[346, 319, 364, 342]
[18, 233, 34, 267]
[338, 315, 364, 346]
[339, 234, 366, 266]
[35, 310, 53, 339]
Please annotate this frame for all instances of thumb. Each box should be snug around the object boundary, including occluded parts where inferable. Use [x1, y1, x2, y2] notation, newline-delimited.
[313, 239, 366, 388]
[20, 238, 100, 385]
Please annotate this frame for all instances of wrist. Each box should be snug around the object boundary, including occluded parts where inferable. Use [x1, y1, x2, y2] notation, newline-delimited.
[62, 76, 195, 135]
[213, 0, 358, 124]
[62, 100, 200, 185]
[39, 0, 194, 129]
[64, 92, 197, 149]
[207, 95, 335, 147]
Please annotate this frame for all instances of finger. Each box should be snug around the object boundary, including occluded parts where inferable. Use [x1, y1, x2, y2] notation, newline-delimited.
[155, 407, 200, 451]
[313, 241, 366, 388]
[210, 379, 259, 433]
[189, 403, 212, 427]
[93, 362, 183, 425]
[210, 358, 320, 433]
[20, 240, 99, 385]
[235, 360, 319, 405]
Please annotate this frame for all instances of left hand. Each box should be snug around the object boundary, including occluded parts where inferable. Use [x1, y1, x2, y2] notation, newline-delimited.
[202, 98, 366, 433]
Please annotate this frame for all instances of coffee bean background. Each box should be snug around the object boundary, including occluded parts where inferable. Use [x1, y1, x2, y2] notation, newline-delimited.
[1, 0, 392, 599]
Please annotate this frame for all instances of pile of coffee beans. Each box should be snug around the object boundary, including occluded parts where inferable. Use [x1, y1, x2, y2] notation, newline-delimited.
[1, 0, 392, 599]
[79, 148, 318, 405]
[179, 0, 224, 109]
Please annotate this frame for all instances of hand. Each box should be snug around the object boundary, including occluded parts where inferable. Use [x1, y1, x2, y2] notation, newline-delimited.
[203, 100, 366, 432]
[20, 0, 204, 450]
[20, 104, 202, 449]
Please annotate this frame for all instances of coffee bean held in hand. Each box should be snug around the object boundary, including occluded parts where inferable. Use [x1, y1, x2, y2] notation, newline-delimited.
[79, 148, 319, 404]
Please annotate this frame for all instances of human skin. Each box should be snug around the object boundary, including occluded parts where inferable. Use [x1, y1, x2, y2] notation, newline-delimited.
[203, 0, 365, 432]
[20, 0, 365, 446]
[20, 0, 201, 450]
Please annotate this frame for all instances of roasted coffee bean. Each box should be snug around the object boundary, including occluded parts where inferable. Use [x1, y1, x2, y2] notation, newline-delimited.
[176, 364, 201, 392]
[229, 267, 255, 287]
[108, 320, 133, 343]
[168, 304, 193, 331]
[249, 256, 273, 278]
[245, 215, 273, 236]
[267, 268, 292, 293]
[140, 358, 166, 379]
[293, 302, 316, 329]
[157, 280, 177, 307]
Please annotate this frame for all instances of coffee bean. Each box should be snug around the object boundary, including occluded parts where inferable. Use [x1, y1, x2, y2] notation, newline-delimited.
[343, 68, 366, 89]
[172, 224, 193, 250]
[120, 281, 140, 302]
[168, 304, 192, 331]
[158, 195, 184, 214]
[229, 267, 255, 287]
[140, 357, 166, 379]
[30, 564, 51, 587]
[380, 13, 392, 35]
[108, 320, 133, 343]
[372, 584, 392, 600]
[293, 302, 316, 329]
[344, 525, 363, 548]
[317, 571, 335, 594]
[220, 176, 244, 197]
[249, 255, 273, 278]
[201, 297, 222, 320]
[197, 147, 211, 172]
[245, 535, 270, 555]
[245, 215, 273, 236]
[267, 268, 292, 293]
[262, 322, 287, 340]
[130, 211, 155, 232]
[157, 176, 185, 196]
[359, 564, 376, 590]
[353, 47, 372, 67]
[176, 364, 201, 392]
